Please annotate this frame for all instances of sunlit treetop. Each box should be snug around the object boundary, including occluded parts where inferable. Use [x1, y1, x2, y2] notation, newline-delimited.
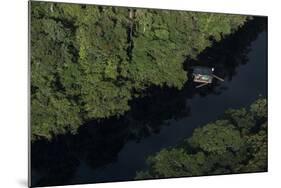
[30, 1, 248, 140]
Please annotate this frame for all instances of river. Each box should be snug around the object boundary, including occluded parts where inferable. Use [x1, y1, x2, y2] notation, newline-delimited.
[31, 16, 267, 187]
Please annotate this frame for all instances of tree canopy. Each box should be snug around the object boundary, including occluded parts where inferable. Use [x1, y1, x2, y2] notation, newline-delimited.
[31, 1, 248, 139]
[136, 98, 267, 179]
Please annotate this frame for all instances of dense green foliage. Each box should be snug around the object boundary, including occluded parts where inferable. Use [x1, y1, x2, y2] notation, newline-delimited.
[31, 1, 248, 139]
[136, 98, 267, 179]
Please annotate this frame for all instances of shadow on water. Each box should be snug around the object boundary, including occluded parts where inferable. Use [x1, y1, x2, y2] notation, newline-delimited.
[31, 16, 267, 187]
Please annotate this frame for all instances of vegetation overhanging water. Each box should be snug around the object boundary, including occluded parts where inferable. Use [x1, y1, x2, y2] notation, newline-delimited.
[30, 2, 267, 187]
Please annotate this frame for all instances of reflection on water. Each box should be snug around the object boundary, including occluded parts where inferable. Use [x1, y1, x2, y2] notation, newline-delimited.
[31, 17, 267, 187]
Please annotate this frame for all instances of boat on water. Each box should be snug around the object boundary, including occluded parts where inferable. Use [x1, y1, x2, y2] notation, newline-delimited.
[191, 66, 224, 88]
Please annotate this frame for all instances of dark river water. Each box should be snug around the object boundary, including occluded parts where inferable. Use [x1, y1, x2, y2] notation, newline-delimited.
[31, 17, 267, 187]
